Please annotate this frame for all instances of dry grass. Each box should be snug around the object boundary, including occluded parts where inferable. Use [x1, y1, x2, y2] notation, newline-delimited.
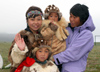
[85, 43, 100, 72]
[0, 42, 11, 72]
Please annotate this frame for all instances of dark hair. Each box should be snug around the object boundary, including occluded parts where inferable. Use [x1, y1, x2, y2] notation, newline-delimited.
[70, 3, 89, 24]
[26, 6, 43, 20]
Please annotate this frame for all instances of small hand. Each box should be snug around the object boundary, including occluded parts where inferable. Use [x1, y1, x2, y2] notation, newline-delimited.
[49, 21, 58, 31]
[14, 33, 25, 51]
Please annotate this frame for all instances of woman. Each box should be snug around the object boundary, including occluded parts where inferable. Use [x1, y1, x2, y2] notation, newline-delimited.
[53, 3, 95, 72]
[8, 6, 43, 72]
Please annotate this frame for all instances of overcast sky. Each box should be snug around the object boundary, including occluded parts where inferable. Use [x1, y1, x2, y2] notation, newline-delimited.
[0, 0, 100, 41]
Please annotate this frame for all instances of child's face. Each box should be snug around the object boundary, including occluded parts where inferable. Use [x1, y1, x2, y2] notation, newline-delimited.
[36, 47, 49, 62]
[48, 12, 58, 22]
[69, 13, 82, 27]
[27, 15, 42, 31]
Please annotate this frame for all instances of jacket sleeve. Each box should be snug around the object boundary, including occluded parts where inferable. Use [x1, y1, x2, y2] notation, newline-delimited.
[41, 27, 55, 40]
[11, 43, 28, 65]
[53, 31, 94, 65]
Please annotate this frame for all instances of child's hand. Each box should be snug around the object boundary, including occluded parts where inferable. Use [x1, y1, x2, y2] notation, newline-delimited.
[15, 33, 25, 51]
[49, 21, 58, 31]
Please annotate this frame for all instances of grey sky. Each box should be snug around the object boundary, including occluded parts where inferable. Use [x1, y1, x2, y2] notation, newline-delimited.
[0, 0, 100, 41]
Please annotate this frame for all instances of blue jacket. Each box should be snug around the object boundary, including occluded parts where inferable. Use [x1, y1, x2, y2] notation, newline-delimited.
[53, 14, 95, 72]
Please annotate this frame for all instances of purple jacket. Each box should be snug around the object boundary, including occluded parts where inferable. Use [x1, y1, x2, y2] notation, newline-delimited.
[53, 14, 95, 72]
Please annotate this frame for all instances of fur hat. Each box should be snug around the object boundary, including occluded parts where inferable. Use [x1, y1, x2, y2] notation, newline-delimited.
[44, 4, 62, 20]
[32, 38, 52, 60]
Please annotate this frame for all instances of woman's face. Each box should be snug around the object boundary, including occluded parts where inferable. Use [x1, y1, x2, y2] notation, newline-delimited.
[48, 12, 58, 22]
[27, 15, 42, 31]
[69, 13, 82, 27]
[36, 48, 49, 62]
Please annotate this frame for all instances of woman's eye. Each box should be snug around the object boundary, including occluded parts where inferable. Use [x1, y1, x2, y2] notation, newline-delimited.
[38, 19, 41, 21]
[39, 51, 42, 52]
[74, 16, 77, 18]
[55, 16, 58, 17]
[31, 18, 34, 21]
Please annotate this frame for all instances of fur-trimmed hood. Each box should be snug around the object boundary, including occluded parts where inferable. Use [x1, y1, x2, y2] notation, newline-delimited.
[32, 46, 52, 60]
[44, 4, 62, 20]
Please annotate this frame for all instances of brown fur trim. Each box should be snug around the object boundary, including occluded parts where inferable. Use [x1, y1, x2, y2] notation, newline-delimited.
[32, 46, 52, 60]
[40, 27, 55, 40]
[10, 67, 17, 72]
[44, 4, 62, 20]
[48, 61, 53, 66]
[57, 17, 69, 27]
[38, 61, 54, 68]
[8, 30, 36, 72]
[8, 40, 15, 65]
[22, 67, 31, 72]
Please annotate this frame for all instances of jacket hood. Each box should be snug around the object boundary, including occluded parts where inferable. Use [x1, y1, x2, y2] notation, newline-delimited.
[79, 14, 95, 32]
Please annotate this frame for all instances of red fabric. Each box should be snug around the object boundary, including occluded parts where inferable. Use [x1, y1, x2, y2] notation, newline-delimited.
[15, 57, 35, 72]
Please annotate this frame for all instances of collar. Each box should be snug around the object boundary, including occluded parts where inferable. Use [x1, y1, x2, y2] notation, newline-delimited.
[25, 26, 39, 34]
[68, 23, 74, 32]
[35, 58, 47, 64]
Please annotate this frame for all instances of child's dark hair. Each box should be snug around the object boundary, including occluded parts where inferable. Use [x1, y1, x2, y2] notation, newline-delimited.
[26, 6, 43, 20]
[70, 3, 89, 24]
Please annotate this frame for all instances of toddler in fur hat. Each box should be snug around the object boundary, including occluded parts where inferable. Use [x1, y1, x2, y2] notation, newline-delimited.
[21, 38, 59, 72]
[40, 4, 69, 61]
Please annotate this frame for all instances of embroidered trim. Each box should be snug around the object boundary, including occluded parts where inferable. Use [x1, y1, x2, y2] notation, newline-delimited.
[27, 10, 43, 18]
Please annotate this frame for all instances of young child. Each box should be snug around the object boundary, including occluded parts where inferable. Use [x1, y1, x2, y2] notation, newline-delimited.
[16, 38, 59, 72]
[40, 4, 69, 60]
[8, 6, 43, 72]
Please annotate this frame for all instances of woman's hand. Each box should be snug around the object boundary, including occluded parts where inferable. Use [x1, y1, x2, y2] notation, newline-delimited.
[14, 33, 25, 51]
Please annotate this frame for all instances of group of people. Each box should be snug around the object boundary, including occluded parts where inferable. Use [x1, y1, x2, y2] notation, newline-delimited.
[8, 3, 95, 72]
